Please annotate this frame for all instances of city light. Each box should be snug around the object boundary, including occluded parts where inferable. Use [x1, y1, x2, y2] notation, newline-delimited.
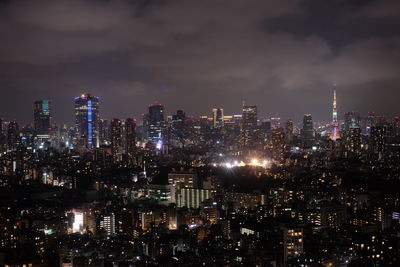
[156, 140, 163, 150]
[215, 158, 270, 169]
[0, 2, 396, 264]
[72, 211, 84, 233]
[251, 158, 258, 165]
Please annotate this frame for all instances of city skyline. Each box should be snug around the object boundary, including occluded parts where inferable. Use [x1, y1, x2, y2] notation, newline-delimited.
[0, 0, 400, 123]
[0, 90, 396, 127]
[1, 2, 400, 265]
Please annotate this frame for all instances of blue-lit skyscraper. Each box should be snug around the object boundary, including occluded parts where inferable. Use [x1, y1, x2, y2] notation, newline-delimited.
[34, 100, 51, 135]
[74, 93, 100, 149]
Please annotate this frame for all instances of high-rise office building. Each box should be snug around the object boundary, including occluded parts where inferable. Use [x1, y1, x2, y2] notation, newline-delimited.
[172, 110, 186, 129]
[346, 127, 362, 157]
[0, 118, 5, 151]
[171, 110, 187, 146]
[364, 112, 375, 136]
[7, 120, 20, 150]
[242, 105, 257, 147]
[148, 103, 164, 142]
[301, 114, 315, 147]
[270, 116, 281, 129]
[125, 118, 136, 155]
[370, 126, 386, 159]
[271, 129, 285, 160]
[344, 111, 361, 133]
[329, 90, 341, 141]
[34, 100, 51, 135]
[74, 93, 100, 149]
[98, 118, 110, 145]
[111, 118, 122, 161]
[212, 108, 224, 128]
[285, 119, 294, 143]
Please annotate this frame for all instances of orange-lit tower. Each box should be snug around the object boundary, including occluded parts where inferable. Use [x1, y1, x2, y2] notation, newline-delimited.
[329, 89, 341, 141]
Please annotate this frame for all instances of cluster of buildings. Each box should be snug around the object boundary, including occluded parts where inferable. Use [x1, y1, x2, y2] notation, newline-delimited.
[0, 91, 400, 266]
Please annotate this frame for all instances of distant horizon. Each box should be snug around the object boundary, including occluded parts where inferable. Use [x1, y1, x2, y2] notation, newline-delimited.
[0, 91, 397, 127]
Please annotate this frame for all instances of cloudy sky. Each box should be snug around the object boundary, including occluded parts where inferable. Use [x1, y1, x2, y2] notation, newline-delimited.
[0, 0, 399, 124]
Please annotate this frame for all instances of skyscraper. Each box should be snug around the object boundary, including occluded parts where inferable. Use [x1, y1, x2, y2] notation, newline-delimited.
[74, 93, 100, 149]
[125, 118, 136, 156]
[329, 90, 341, 141]
[346, 127, 361, 157]
[34, 100, 51, 135]
[111, 118, 122, 161]
[370, 126, 386, 159]
[171, 110, 187, 147]
[212, 108, 224, 128]
[344, 111, 361, 133]
[285, 119, 294, 143]
[301, 114, 315, 147]
[98, 119, 110, 145]
[241, 105, 257, 147]
[7, 120, 19, 150]
[271, 129, 285, 160]
[364, 112, 375, 136]
[148, 103, 164, 142]
[0, 118, 6, 151]
[270, 116, 281, 129]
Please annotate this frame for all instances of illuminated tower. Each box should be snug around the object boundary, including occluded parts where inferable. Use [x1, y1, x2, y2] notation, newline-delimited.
[329, 89, 341, 141]
[74, 93, 100, 149]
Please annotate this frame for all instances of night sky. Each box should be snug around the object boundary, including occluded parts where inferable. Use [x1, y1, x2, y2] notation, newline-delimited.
[0, 0, 399, 124]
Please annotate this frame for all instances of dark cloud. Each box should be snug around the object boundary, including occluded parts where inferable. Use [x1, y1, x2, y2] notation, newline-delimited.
[0, 0, 399, 124]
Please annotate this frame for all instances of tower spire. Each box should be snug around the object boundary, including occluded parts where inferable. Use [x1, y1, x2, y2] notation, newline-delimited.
[329, 87, 340, 141]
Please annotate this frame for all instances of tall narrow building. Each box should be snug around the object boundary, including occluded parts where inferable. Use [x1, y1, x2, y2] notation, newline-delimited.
[74, 93, 100, 149]
[98, 119, 110, 145]
[0, 118, 5, 151]
[241, 105, 257, 147]
[346, 127, 361, 157]
[125, 118, 136, 155]
[34, 100, 51, 135]
[111, 118, 122, 161]
[301, 114, 315, 147]
[7, 120, 20, 150]
[212, 108, 224, 128]
[329, 89, 341, 141]
[148, 103, 164, 142]
[285, 119, 294, 143]
[370, 126, 386, 159]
